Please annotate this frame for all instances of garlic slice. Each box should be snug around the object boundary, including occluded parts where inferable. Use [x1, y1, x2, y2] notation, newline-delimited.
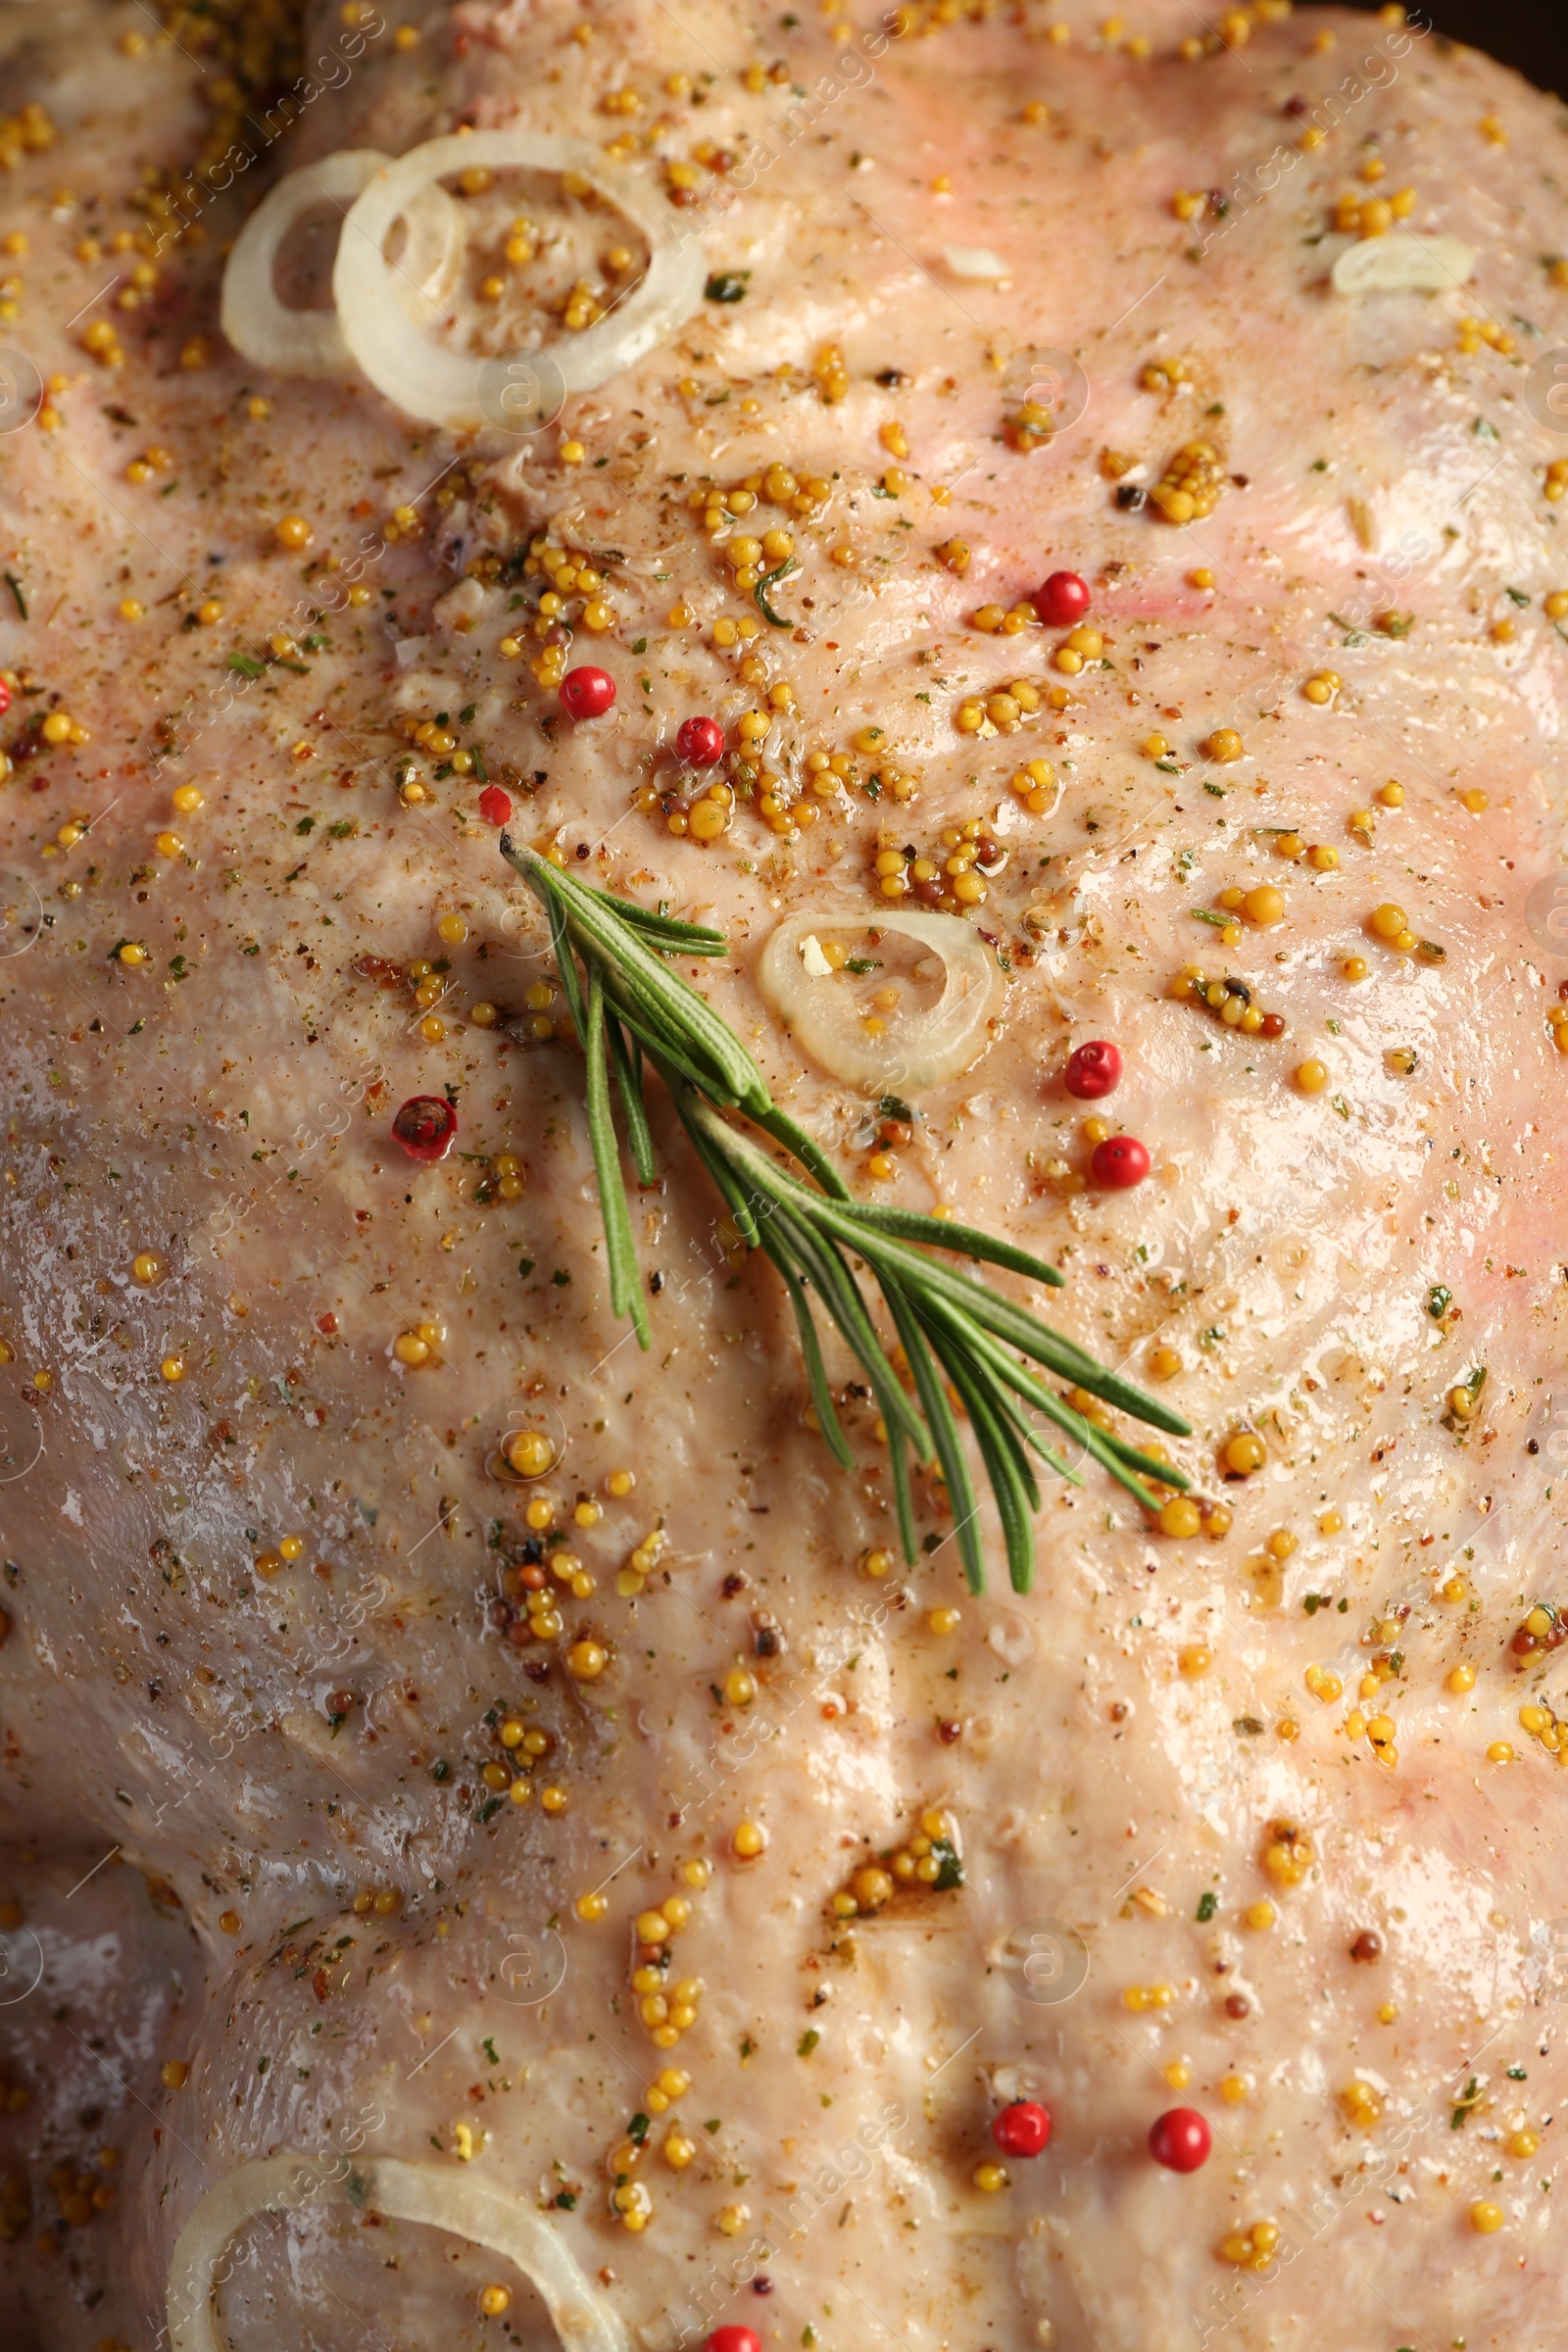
[945, 245, 1009, 279]
[758, 910, 1005, 1092]
[1331, 233, 1475, 297]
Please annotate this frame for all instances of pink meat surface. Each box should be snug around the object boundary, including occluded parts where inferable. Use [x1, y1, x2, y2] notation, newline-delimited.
[0, 0, 1566, 2344]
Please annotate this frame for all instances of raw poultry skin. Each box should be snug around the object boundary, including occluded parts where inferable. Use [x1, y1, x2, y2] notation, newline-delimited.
[0, 0, 1566, 2343]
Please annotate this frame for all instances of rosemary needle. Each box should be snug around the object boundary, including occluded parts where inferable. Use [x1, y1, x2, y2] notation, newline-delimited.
[502, 837, 1192, 1593]
[754, 555, 799, 628]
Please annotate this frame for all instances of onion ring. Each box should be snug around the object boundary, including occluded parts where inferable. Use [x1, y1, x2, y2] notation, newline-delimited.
[166, 2151, 631, 2352]
[220, 151, 462, 377]
[332, 130, 706, 429]
[758, 910, 1006, 1092]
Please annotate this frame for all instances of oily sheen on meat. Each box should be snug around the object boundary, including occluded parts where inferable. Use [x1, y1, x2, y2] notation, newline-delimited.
[0, 0, 1565, 2345]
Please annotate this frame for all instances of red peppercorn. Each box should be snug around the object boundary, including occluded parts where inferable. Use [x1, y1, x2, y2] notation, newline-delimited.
[1033, 569, 1091, 627]
[992, 2100, 1052, 2158]
[392, 1095, 457, 1163]
[0, 678, 11, 718]
[707, 2330, 760, 2352]
[476, 783, 513, 826]
[1149, 2108, 1211, 2173]
[560, 665, 616, 719]
[1090, 1134, 1149, 1189]
[1064, 1040, 1122, 1100]
[676, 714, 725, 765]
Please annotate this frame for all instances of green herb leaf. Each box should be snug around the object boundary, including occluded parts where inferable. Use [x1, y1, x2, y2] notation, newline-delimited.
[930, 1837, 964, 1890]
[755, 556, 799, 627]
[582, 964, 650, 1349]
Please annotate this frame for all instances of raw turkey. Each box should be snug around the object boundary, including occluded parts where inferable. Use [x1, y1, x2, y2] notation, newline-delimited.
[0, 0, 1565, 2345]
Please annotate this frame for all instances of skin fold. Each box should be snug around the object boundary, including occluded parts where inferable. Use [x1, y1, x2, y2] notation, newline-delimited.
[0, 0, 1565, 2343]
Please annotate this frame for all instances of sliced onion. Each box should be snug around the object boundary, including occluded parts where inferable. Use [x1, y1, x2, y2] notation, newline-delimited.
[1331, 233, 1475, 297]
[333, 130, 707, 430]
[220, 151, 462, 377]
[167, 2152, 631, 2352]
[758, 910, 1005, 1092]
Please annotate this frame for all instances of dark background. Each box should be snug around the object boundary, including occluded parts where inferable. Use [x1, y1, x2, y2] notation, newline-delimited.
[1342, 0, 1566, 97]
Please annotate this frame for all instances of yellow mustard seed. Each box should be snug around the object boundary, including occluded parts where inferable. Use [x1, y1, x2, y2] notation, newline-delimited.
[1158, 1497, 1202, 1539]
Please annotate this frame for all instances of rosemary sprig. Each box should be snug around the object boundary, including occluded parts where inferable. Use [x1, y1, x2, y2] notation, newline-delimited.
[501, 839, 1192, 1594]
